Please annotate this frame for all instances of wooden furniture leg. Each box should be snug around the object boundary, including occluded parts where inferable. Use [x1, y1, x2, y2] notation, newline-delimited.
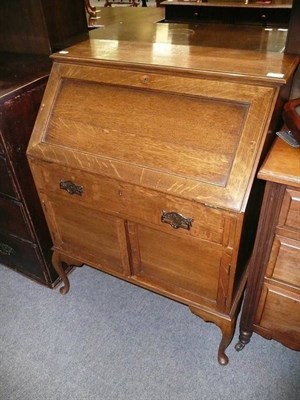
[190, 307, 236, 365]
[235, 330, 253, 352]
[52, 252, 70, 295]
[217, 319, 236, 365]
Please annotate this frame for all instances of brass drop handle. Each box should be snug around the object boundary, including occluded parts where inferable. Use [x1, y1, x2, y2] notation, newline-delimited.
[0, 241, 15, 256]
[59, 180, 83, 196]
[161, 210, 193, 230]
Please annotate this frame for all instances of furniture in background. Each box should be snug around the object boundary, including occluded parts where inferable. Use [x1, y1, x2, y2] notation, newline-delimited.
[235, 0, 300, 352]
[0, 0, 88, 287]
[0, 0, 88, 55]
[162, 0, 292, 26]
[235, 137, 300, 351]
[285, 0, 300, 55]
[104, 0, 140, 7]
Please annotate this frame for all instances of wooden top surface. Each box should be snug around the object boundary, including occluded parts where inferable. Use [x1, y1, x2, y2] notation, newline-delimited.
[258, 137, 300, 187]
[53, 8, 298, 86]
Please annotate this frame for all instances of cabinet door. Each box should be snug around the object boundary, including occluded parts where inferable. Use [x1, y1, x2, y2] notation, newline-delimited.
[41, 194, 130, 277]
[127, 222, 224, 309]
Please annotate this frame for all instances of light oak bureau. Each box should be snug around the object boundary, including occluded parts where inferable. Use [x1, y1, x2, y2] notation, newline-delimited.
[26, 20, 298, 364]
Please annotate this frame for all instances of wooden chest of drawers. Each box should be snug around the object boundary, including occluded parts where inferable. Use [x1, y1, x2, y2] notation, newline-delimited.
[236, 137, 300, 351]
[26, 23, 298, 364]
[0, 54, 57, 286]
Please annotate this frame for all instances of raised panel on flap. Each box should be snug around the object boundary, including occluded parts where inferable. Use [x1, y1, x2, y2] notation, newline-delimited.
[45, 79, 247, 188]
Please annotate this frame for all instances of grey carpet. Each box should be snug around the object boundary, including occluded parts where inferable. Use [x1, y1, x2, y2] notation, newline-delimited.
[0, 264, 299, 400]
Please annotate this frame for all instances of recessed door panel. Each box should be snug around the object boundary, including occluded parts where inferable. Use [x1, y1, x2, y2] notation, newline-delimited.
[130, 223, 222, 304]
[44, 195, 130, 276]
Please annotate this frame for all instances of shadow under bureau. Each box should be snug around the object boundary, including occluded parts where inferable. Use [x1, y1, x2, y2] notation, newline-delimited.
[26, 22, 298, 364]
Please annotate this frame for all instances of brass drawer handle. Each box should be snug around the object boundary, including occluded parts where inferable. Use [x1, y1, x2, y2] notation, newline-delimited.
[59, 180, 83, 196]
[161, 210, 193, 230]
[0, 241, 15, 256]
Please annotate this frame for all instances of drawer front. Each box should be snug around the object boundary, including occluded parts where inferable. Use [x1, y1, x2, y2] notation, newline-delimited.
[41, 194, 130, 277]
[0, 197, 33, 242]
[255, 283, 300, 350]
[278, 188, 300, 236]
[0, 233, 46, 281]
[266, 235, 300, 289]
[0, 155, 18, 199]
[30, 161, 233, 246]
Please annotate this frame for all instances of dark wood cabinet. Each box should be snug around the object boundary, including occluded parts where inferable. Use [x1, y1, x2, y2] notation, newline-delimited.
[0, 0, 87, 285]
[0, 0, 88, 55]
[0, 54, 59, 286]
[285, 0, 300, 55]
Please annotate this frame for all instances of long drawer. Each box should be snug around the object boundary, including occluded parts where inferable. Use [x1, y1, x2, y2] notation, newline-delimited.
[0, 233, 46, 281]
[254, 283, 300, 350]
[265, 235, 300, 290]
[0, 196, 34, 242]
[277, 188, 300, 240]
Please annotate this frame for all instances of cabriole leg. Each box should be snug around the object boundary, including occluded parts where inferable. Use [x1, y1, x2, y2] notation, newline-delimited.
[52, 252, 70, 295]
[217, 322, 235, 365]
[189, 306, 236, 366]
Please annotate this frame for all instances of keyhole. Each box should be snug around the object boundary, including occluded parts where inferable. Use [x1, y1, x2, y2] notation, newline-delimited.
[141, 75, 149, 84]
